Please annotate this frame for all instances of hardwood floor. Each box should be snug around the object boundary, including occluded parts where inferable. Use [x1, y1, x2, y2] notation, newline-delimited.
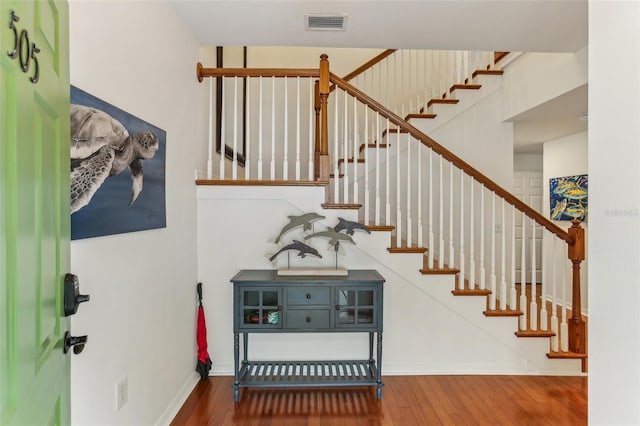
[171, 375, 587, 425]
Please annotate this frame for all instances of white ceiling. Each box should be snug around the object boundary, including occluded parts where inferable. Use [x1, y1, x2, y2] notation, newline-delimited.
[170, 0, 589, 152]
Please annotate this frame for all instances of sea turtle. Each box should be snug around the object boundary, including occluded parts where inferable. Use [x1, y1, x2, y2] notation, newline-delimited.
[70, 104, 159, 214]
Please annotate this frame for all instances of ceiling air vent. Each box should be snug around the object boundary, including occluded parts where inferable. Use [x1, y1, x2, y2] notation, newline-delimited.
[305, 14, 347, 31]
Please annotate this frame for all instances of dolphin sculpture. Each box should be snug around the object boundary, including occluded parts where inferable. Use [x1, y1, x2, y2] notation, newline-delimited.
[274, 212, 326, 244]
[304, 228, 355, 251]
[269, 240, 322, 262]
[334, 217, 371, 236]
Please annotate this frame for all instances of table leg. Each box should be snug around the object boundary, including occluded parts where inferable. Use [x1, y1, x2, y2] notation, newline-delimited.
[233, 332, 240, 402]
[376, 331, 383, 399]
[369, 332, 374, 362]
[243, 332, 248, 365]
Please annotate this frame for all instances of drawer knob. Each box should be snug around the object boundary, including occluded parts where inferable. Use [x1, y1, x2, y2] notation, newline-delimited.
[306, 293, 311, 299]
[335, 304, 340, 311]
[277, 305, 282, 311]
[306, 316, 311, 323]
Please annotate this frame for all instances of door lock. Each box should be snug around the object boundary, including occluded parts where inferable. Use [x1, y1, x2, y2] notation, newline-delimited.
[64, 273, 90, 316]
[63, 331, 87, 354]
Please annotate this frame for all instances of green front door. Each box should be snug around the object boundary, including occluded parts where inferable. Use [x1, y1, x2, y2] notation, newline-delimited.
[1, 0, 71, 425]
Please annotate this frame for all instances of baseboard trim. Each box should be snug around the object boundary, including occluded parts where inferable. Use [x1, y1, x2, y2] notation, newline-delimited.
[155, 373, 200, 426]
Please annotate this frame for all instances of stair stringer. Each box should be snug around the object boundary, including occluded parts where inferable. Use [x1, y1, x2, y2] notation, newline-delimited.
[347, 228, 582, 375]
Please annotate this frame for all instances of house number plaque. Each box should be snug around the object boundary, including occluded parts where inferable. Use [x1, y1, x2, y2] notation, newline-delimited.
[7, 10, 40, 84]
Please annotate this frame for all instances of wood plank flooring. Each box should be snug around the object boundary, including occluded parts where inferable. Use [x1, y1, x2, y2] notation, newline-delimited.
[171, 375, 587, 425]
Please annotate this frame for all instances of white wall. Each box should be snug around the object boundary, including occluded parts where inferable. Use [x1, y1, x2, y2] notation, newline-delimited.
[197, 186, 581, 377]
[589, 2, 640, 423]
[501, 47, 588, 121]
[542, 131, 588, 315]
[69, 2, 203, 425]
[514, 153, 543, 173]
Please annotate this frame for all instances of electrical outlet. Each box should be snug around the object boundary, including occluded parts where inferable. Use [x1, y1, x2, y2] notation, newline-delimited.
[116, 377, 128, 411]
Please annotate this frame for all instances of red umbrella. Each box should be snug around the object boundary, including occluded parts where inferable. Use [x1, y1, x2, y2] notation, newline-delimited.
[196, 282, 212, 380]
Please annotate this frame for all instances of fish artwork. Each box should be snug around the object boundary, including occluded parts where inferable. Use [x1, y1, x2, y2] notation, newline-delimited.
[274, 212, 326, 244]
[549, 174, 588, 221]
[333, 217, 371, 235]
[269, 240, 322, 262]
[304, 228, 355, 251]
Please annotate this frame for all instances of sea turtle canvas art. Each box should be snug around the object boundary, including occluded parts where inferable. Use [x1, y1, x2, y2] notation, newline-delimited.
[70, 86, 166, 240]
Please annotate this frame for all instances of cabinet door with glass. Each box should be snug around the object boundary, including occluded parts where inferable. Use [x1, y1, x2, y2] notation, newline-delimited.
[239, 287, 282, 329]
[334, 286, 377, 328]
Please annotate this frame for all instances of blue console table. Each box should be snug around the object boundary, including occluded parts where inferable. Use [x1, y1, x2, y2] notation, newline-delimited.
[230, 269, 385, 401]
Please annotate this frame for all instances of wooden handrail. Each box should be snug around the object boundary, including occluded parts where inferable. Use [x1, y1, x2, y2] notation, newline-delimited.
[196, 63, 320, 82]
[342, 49, 397, 82]
[329, 72, 574, 246]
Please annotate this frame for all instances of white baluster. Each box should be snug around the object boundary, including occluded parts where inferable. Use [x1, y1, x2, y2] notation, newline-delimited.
[479, 184, 485, 289]
[438, 155, 444, 269]
[375, 112, 381, 226]
[308, 78, 313, 181]
[540, 230, 548, 330]
[396, 126, 401, 247]
[428, 148, 434, 269]
[417, 137, 423, 248]
[510, 205, 517, 309]
[448, 162, 454, 268]
[519, 212, 527, 330]
[364, 108, 370, 225]
[342, 91, 349, 203]
[489, 193, 496, 310]
[455, 50, 462, 88]
[458, 169, 465, 290]
[408, 50, 413, 113]
[353, 97, 359, 204]
[258, 76, 263, 180]
[500, 199, 507, 310]
[551, 237, 559, 352]
[560, 256, 569, 352]
[333, 90, 339, 203]
[463, 50, 469, 84]
[245, 77, 251, 180]
[232, 76, 238, 180]
[530, 220, 538, 330]
[295, 76, 300, 181]
[207, 78, 213, 179]
[385, 118, 391, 226]
[469, 178, 475, 289]
[406, 133, 412, 247]
[220, 77, 225, 179]
[400, 50, 406, 118]
[270, 77, 275, 180]
[282, 77, 288, 180]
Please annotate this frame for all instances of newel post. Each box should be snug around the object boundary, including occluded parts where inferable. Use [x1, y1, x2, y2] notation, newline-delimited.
[317, 54, 330, 183]
[567, 219, 586, 353]
[314, 80, 321, 179]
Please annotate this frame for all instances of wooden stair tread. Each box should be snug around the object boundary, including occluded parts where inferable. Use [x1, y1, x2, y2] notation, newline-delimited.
[472, 69, 504, 78]
[547, 351, 588, 360]
[484, 309, 523, 317]
[516, 330, 556, 337]
[367, 224, 395, 232]
[338, 158, 366, 165]
[427, 98, 459, 107]
[452, 288, 491, 296]
[450, 84, 481, 92]
[405, 113, 436, 120]
[388, 246, 427, 254]
[381, 128, 408, 137]
[420, 266, 459, 275]
[359, 143, 389, 153]
[321, 203, 361, 210]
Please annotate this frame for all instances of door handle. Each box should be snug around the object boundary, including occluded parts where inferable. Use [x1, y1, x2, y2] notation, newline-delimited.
[64, 273, 90, 316]
[63, 331, 88, 354]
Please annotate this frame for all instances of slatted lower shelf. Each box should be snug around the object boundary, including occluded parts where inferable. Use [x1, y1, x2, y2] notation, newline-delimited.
[238, 360, 379, 388]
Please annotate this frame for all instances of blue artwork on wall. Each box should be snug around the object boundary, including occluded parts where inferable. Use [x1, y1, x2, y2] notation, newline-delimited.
[70, 86, 166, 240]
[549, 174, 588, 222]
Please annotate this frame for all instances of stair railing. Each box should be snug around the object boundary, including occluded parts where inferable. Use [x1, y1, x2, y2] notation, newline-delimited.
[346, 49, 499, 118]
[196, 63, 326, 183]
[329, 65, 585, 355]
